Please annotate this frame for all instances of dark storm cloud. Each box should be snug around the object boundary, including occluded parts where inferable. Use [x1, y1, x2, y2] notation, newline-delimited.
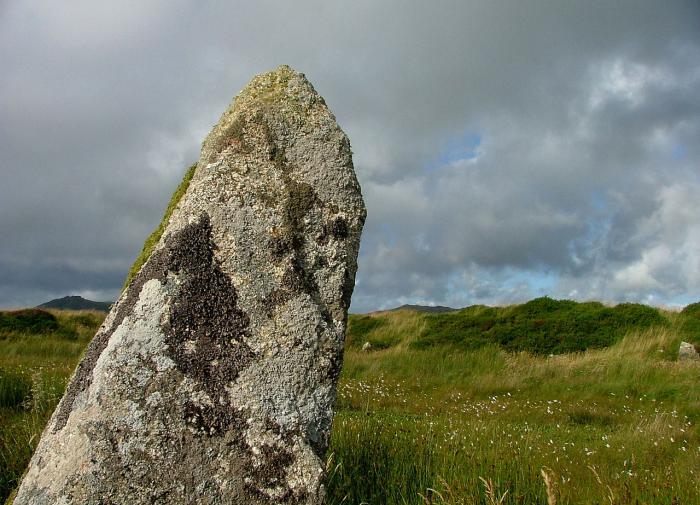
[1, 0, 700, 311]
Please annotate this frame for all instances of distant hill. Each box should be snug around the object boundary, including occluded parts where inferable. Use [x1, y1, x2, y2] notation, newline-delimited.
[389, 304, 457, 313]
[37, 296, 111, 312]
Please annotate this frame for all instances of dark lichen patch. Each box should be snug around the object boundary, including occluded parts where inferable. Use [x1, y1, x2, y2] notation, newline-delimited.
[269, 144, 286, 169]
[316, 217, 348, 246]
[249, 444, 294, 491]
[160, 214, 255, 435]
[268, 233, 292, 261]
[183, 402, 248, 438]
[315, 229, 328, 246]
[261, 288, 292, 318]
[54, 214, 255, 435]
[330, 216, 348, 239]
[243, 423, 309, 504]
[282, 257, 317, 296]
[282, 178, 318, 242]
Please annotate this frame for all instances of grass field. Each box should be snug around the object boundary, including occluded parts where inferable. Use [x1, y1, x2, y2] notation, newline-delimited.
[0, 309, 105, 502]
[1, 300, 699, 504]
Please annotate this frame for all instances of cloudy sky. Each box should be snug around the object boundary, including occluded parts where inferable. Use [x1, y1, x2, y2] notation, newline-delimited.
[1, 1, 699, 312]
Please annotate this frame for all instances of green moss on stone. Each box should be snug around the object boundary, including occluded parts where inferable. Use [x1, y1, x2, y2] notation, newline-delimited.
[122, 163, 197, 291]
[5, 483, 18, 504]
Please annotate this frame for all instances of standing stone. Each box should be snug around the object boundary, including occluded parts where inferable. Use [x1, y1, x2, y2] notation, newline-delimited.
[679, 341, 700, 362]
[14, 65, 365, 504]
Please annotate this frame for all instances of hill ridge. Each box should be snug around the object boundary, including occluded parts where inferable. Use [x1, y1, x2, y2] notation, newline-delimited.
[37, 295, 111, 312]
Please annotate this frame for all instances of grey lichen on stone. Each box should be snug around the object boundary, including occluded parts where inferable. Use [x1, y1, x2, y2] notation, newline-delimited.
[678, 341, 700, 362]
[13, 65, 365, 505]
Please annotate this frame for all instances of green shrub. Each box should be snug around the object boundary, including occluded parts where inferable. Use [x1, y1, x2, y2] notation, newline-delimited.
[612, 303, 665, 328]
[672, 302, 700, 347]
[681, 301, 700, 318]
[513, 296, 578, 316]
[0, 310, 58, 335]
[415, 297, 666, 355]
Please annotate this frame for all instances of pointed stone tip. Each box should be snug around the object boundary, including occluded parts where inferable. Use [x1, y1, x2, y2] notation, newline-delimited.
[201, 65, 329, 166]
[251, 64, 298, 84]
[272, 64, 296, 74]
[236, 64, 314, 105]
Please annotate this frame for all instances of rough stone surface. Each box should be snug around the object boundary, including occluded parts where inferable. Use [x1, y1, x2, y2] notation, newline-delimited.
[679, 341, 700, 362]
[14, 65, 365, 505]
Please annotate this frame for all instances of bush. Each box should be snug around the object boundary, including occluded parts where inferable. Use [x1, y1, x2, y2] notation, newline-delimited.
[681, 301, 700, 318]
[0, 309, 58, 335]
[675, 302, 700, 346]
[413, 297, 666, 355]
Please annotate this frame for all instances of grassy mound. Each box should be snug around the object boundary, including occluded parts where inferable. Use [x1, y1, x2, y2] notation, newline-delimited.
[421, 298, 665, 354]
[0, 309, 103, 342]
[348, 297, 668, 355]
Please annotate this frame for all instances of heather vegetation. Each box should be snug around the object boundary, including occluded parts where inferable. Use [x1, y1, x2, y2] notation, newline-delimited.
[1, 300, 699, 503]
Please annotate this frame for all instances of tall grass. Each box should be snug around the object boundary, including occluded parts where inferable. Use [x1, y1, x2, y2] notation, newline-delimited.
[329, 309, 700, 504]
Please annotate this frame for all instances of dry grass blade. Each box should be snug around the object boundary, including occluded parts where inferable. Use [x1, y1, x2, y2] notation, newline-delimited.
[418, 487, 445, 504]
[479, 476, 508, 505]
[540, 466, 557, 505]
[588, 465, 615, 504]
